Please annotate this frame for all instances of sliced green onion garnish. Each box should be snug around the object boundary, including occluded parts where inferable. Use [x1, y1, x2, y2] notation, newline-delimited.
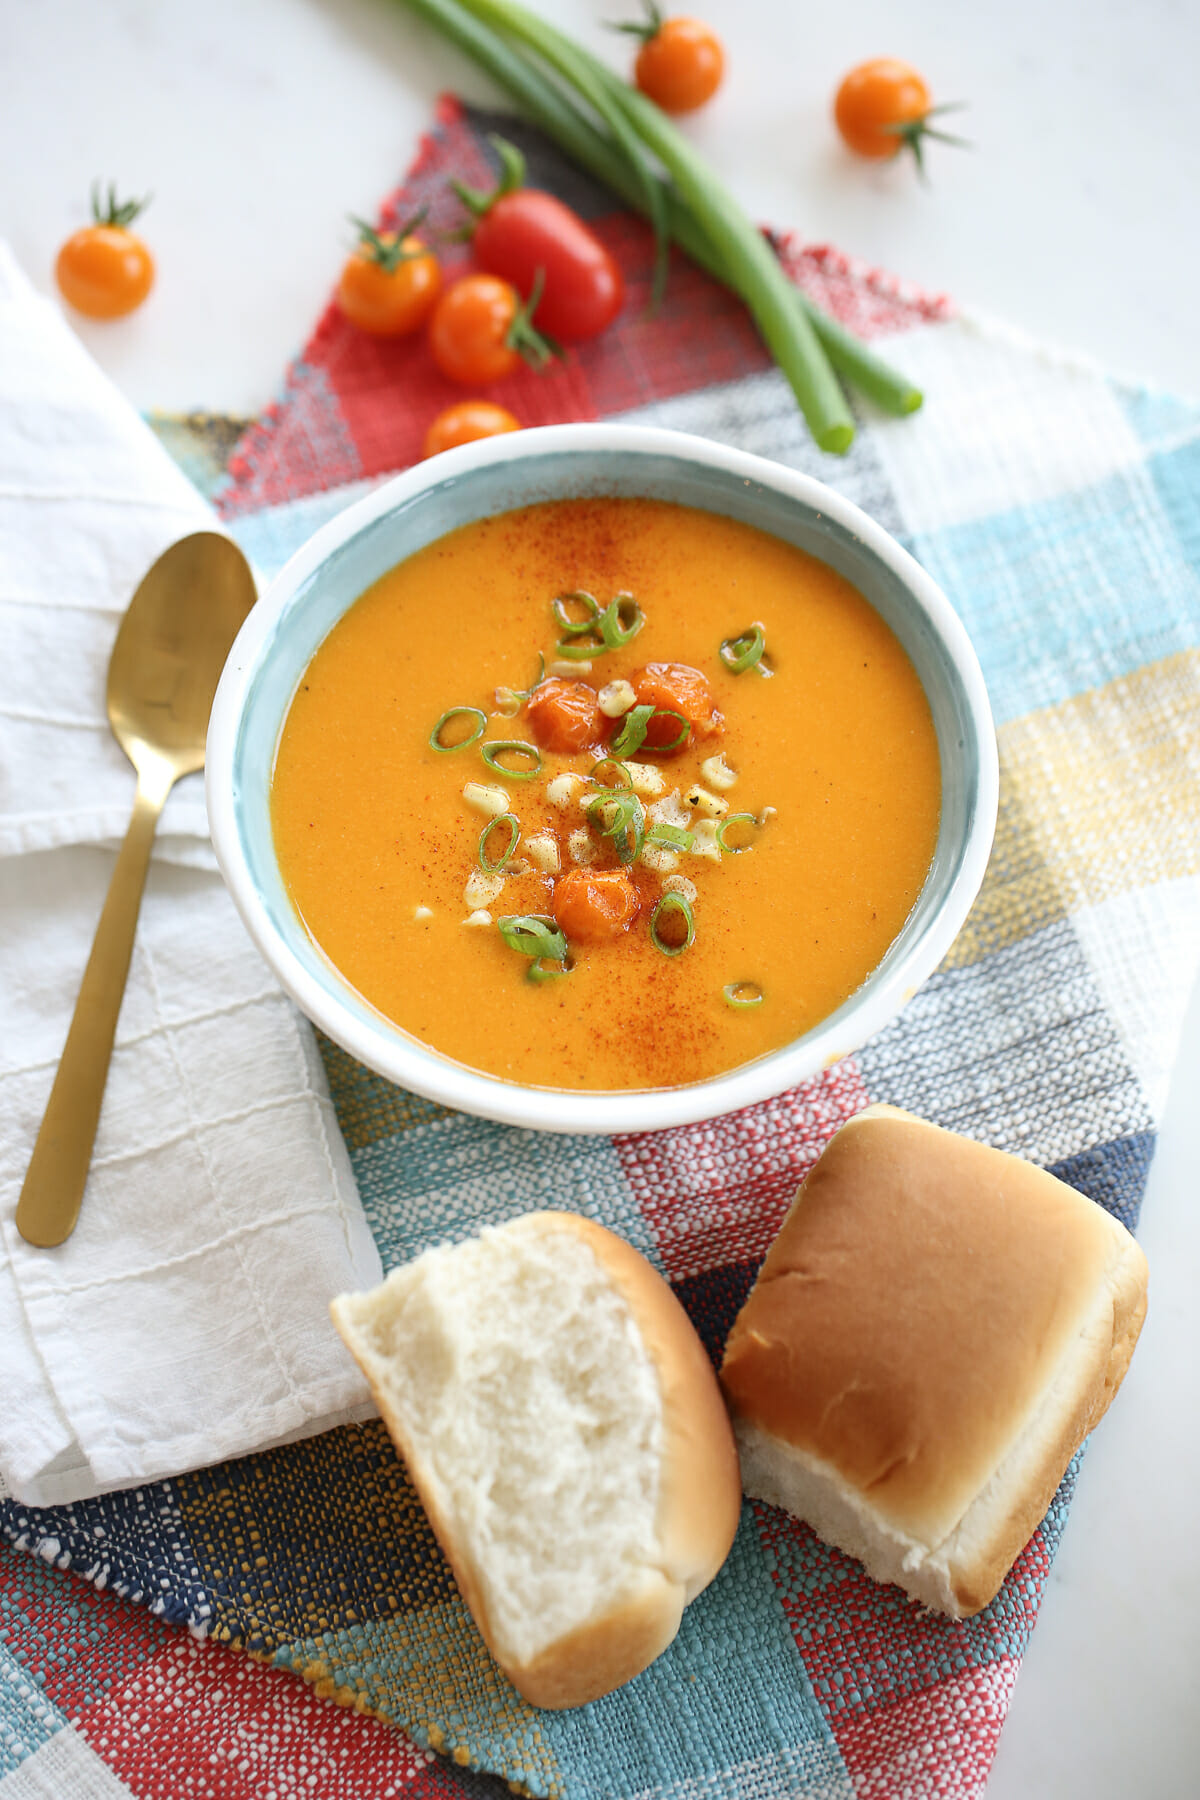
[527, 954, 575, 983]
[650, 890, 696, 956]
[552, 590, 602, 635]
[479, 812, 520, 872]
[610, 703, 690, 758]
[480, 738, 543, 780]
[647, 822, 694, 852]
[647, 708, 690, 752]
[719, 624, 772, 676]
[715, 811, 760, 854]
[550, 590, 643, 662]
[610, 703, 654, 759]
[586, 788, 645, 865]
[553, 632, 605, 661]
[723, 981, 764, 1008]
[597, 592, 644, 650]
[497, 914, 567, 959]
[430, 705, 487, 751]
[511, 652, 546, 700]
[590, 756, 633, 789]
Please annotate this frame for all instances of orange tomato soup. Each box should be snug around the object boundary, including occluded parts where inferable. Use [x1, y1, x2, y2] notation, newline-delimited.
[271, 498, 940, 1091]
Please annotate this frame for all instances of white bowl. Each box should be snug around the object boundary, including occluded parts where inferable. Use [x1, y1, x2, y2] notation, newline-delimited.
[207, 424, 997, 1135]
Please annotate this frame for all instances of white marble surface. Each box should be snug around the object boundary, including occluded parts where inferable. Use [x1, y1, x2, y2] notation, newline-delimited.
[4, 2, 1198, 1794]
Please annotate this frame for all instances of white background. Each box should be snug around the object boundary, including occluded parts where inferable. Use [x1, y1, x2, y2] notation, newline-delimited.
[3, 2, 1198, 1794]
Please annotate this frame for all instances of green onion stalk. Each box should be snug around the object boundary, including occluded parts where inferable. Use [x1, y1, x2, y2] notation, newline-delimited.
[445, 0, 851, 450]
[396, 0, 922, 424]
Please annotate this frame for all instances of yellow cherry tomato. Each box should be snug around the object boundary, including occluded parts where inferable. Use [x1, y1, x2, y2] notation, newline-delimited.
[422, 401, 522, 459]
[633, 13, 725, 114]
[55, 184, 154, 320]
[834, 59, 968, 172]
[337, 213, 441, 338]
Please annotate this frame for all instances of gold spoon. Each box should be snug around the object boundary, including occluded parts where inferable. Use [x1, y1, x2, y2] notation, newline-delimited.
[16, 531, 256, 1249]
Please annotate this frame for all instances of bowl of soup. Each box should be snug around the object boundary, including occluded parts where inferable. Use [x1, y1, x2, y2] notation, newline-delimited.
[207, 424, 997, 1135]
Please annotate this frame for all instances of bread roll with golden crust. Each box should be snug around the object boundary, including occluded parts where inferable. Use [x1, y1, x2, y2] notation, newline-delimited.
[720, 1105, 1148, 1618]
[332, 1211, 741, 1709]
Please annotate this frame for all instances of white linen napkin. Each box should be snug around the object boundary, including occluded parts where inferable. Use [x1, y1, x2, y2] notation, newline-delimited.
[0, 244, 382, 1508]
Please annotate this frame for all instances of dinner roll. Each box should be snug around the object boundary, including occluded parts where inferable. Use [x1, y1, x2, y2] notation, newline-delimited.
[331, 1211, 741, 1708]
[720, 1105, 1148, 1618]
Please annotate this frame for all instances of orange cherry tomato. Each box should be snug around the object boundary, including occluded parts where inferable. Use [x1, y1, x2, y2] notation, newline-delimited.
[55, 185, 154, 320]
[630, 662, 723, 750]
[552, 868, 641, 944]
[422, 401, 521, 459]
[834, 59, 965, 169]
[337, 216, 441, 337]
[526, 677, 603, 754]
[430, 274, 533, 385]
[632, 12, 725, 114]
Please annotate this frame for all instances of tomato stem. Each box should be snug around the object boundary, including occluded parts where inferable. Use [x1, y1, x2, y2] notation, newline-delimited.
[505, 268, 563, 369]
[607, 1, 665, 47]
[452, 132, 528, 217]
[90, 182, 151, 230]
[881, 104, 971, 178]
[350, 206, 431, 270]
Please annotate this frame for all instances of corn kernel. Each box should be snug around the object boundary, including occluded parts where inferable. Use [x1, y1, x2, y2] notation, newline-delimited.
[546, 772, 586, 809]
[463, 781, 510, 818]
[690, 819, 721, 861]
[525, 831, 561, 874]
[648, 790, 691, 832]
[465, 869, 505, 910]
[684, 784, 729, 821]
[567, 826, 597, 866]
[598, 679, 636, 718]
[700, 752, 738, 791]
[625, 761, 666, 797]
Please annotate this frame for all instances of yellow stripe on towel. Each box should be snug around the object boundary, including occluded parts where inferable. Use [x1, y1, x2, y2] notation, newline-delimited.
[945, 647, 1200, 969]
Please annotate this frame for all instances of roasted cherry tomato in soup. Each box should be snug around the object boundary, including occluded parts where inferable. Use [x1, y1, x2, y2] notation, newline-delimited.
[456, 137, 624, 343]
[621, 8, 725, 114]
[337, 213, 441, 337]
[834, 59, 967, 171]
[55, 184, 154, 319]
[552, 868, 641, 943]
[428, 273, 555, 385]
[422, 401, 521, 459]
[631, 662, 723, 750]
[526, 677, 603, 754]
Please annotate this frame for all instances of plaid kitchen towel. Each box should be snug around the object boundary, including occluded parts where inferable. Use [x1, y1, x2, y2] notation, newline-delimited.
[3, 97, 1199, 1800]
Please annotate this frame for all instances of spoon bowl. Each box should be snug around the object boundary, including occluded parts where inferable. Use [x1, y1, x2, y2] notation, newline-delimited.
[16, 531, 256, 1248]
[107, 531, 256, 775]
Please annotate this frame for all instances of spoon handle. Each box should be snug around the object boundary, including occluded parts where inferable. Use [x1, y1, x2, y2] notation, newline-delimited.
[16, 755, 175, 1248]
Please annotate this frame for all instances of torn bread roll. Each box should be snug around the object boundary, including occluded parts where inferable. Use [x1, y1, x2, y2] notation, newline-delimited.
[332, 1211, 741, 1708]
[720, 1104, 1148, 1619]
